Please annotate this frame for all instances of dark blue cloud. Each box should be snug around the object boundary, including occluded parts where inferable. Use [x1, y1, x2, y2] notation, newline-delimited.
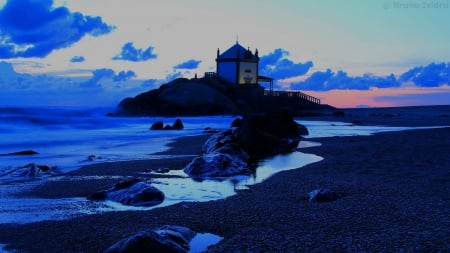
[173, 59, 202, 69]
[0, 0, 115, 58]
[141, 79, 160, 88]
[70, 56, 85, 63]
[113, 70, 136, 82]
[112, 42, 157, 62]
[399, 62, 450, 87]
[259, 48, 313, 79]
[291, 69, 399, 91]
[165, 71, 182, 81]
[81, 68, 136, 87]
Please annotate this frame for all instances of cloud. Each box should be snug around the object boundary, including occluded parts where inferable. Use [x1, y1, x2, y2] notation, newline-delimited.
[0, 0, 115, 59]
[165, 71, 182, 81]
[291, 69, 399, 91]
[259, 48, 313, 79]
[70, 56, 85, 63]
[291, 62, 450, 91]
[173, 59, 202, 69]
[112, 42, 157, 62]
[113, 70, 136, 82]
[399, 62, 450, 87]
[81, 68, 136, 87]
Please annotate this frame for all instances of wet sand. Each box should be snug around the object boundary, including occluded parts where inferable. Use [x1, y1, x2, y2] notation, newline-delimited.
[0, 105, 449, 252]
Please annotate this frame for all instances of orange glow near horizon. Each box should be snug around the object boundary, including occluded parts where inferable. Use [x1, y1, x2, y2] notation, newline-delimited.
[305, 85, 450, 108]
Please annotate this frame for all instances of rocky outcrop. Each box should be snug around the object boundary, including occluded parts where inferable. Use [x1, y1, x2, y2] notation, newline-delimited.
[115, 76, 332, 116]
[117, 78, 244, 116]
[88, 178, 164, 207]
[184, 112, 309, 180]
[150, 121, 164, 130]
[184, 130, 251, 181]
[236, 111, 308, 157]
[104, 225, 196, 253]
[150, 119, 184, 130]
[0, 163, 57, 178]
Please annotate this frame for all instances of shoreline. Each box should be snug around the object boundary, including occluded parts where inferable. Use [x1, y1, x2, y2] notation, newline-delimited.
[0, 106, 449, 252]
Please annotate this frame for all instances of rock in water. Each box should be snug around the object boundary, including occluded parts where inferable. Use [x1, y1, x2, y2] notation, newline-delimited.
[184, 153, 250, 180]
[88, 178, 164, 207]
[150, 121, 164, 130]
[172, 118, 184, 130]
[0, 150, 39, 156]
[184, 130, 251, 180]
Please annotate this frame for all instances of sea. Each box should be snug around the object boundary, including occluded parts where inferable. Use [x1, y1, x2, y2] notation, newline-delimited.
[0, 106, 424, 225]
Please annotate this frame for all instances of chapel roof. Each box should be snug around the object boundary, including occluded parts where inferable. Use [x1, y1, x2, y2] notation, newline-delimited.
[218, 42, 258, 60]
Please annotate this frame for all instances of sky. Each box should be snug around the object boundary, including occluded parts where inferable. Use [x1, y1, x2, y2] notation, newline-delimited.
[1, 0, 450, 108]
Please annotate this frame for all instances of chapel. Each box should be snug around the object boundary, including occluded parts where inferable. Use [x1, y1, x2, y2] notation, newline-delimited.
[216, 42, 260, 85]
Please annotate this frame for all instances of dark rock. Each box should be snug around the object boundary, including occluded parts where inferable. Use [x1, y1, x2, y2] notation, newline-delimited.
[104, 230, 187, 253]
[184, 112, 308, 180]
[117, 78, 242, 116]
[231, 117, 243, 127]
[236, 111, 305, 157]
[19, 163, 56, 177]
[0, 163, 57, 179]
[172, 119, 184, 130]
[308, 188, 339, 202]
[155, 225, 196, 250]
[36, 165, 51, 172]
[88, 178, 164, 207]
[184, 153, 250, 180]
[87, 155, 103, 161]
[184, 130, 251, 180]
[202, 129, 236, 153]
[104, 225, 196, 253]
[113, 178, 142, 190]
[150, 121, 164, 130]
[297, 123, 309, 136]
[203, 127, 221, 133]
[0, 150, 39, 156]
[163, 125, 174, 130]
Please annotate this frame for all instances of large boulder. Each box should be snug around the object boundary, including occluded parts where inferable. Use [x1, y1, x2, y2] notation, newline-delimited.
[150, 121, 164, 130]
[183, 113, 309, 181]
[172, 118, 184, 130]
[88, 178, 164, 207]
[0, 163, 57, 179]
[236, 111, 307, 157]
[184, 153, 250, 180]
[104, 225, 196, 253]
[184, 130, 251, 180]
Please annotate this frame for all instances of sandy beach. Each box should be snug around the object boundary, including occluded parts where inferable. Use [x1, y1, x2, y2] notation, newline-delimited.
[0, 105, 449, 252]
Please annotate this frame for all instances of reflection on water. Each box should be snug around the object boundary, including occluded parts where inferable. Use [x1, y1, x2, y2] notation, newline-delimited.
[132, 150, 323, 209]
[189, 233, 223, 253]
[0, 149, 323, 224]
